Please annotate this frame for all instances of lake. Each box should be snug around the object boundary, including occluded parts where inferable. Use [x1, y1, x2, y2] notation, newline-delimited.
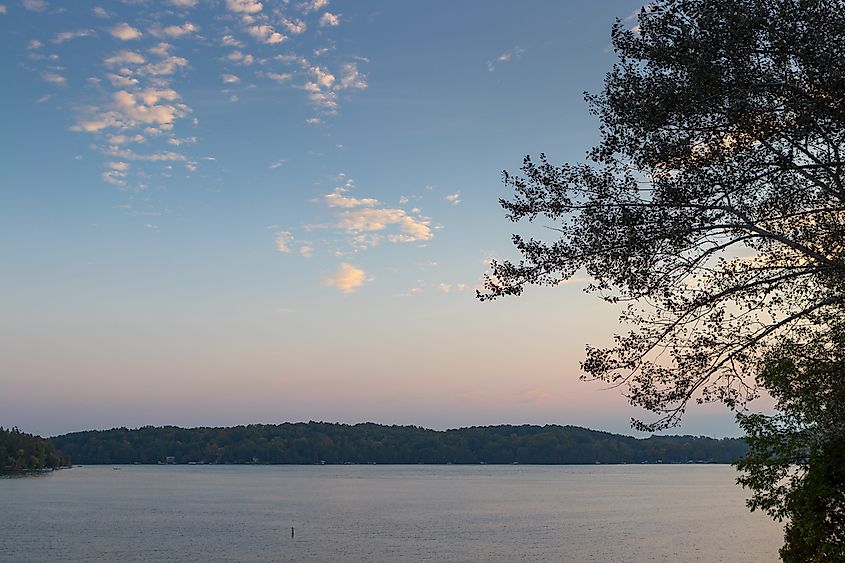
[1, 465, 781, 562]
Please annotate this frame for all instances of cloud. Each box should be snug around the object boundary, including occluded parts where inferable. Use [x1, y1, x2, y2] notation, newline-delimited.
[23, 0, 47, 12]
[141, 55, 189, 76]
[0, 5, 6, 14]
[318, 12, 340, 27]
[266, 72, 292, 83]
[115, 89, 184, 123]
[106, 73, 139, 87]
[148, 42, 173, 57]
[108, 134, 145, 144]
[280, 17, 306, 34]
[102, 161, 131, 186]
[301, 62, 365, 113]
[167, 136, 197, 146]
[226, 0, 262, 14]
[338, 62, 366, 90]
[72, 89, 189, 133]
[310, 65, 334, 87]
[445, 192, 461, 206]
[299, 243, 314, 257]
[298, 0, 328, 13]
[269, 159, 285, 169]
[103, 147, 187, 161]
[324, 186, 378, 208]
[438, 282, 467, 293]
[102, 170, 126, 186]
[314, 180, 434, 249]
[42, 72, 66, 84]
[104, 50, 145, 66]
[221, 73, 240, 83]
[324, 262, 367, 293]
[92, 6, 109, 18]
[247, 24, 286, 44]
[487, 46, 524, 72]
[336, 208, 432, 244]
[54, 30, 95, 44]
[110, 23, 143, 41]
[150, 22, 199, 38]
[340, 63, 367, 90]
[27, 39, 43, 49]
[227, 50, 254, 65]
[221, 35, 243, 48]
[168, 0, 197, 6]
[275, 231, 293, 253]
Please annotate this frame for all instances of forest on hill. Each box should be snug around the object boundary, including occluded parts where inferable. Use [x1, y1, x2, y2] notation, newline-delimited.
[51, 423, 747, 465]
[1, 427, 68, 472]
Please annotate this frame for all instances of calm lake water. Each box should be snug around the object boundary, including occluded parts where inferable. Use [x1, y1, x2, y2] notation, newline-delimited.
[1, 465, 781, 562]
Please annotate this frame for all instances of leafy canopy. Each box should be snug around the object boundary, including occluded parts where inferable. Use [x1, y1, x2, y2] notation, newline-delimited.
[481, 0, 845, 430]
[735, 323, 845, 561]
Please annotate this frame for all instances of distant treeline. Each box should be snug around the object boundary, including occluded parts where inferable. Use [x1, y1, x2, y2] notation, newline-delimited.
[50, 423, 747, 465]
[1, 427, 67, 472]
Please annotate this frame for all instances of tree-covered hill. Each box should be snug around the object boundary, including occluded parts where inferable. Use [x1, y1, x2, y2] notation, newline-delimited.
[1, 427, 67, 472]
[50, 423, 747, 465]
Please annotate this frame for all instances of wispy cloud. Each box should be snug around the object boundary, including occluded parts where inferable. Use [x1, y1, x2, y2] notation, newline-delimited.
[104, 147, 187, 161]
[149, 22, 199, 38]
[221, 34, 244, 48]
[313, 178, 434, 250]
[72, 88, 188, 133]
[247, 24, 286, 44]
[42, 72, 66, 85]
[54, 29, 96, 44]
[324, 186, 378, 208]
[226, 0, 263, 14]
[226, 50, 255, 65]
[275, 231, 294, 253]
[104, 50, 145, 66]
[318, 12, 340, 27]
[301, 62, 366, 114]
[110, 22, 143, 41]
[324, 262, 368, 293]
[297, 0, 328, 14]
[299, 243, 314, 257]
[280, 17, 306, 35]
[265, 71, 292, 83]
[487, 46, 524, 72]
[23, 0, 48, 13]
[445, 192, 461, 206]
[101, 161, 130, 186]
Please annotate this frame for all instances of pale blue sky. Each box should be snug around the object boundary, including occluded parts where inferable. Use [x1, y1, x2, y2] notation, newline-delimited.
[1, 0, 749, 437]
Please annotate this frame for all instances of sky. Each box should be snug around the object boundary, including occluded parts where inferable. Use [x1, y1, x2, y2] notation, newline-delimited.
[1, 0, 751, 438]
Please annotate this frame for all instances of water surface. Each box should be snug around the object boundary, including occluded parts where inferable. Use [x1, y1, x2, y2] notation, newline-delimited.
[1, 465, 781, 562]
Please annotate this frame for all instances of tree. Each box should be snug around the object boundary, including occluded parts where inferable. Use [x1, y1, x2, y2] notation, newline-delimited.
[735, 321, 845, 561]
[480, 0, 845, 430]
[480, 0, 845, 556]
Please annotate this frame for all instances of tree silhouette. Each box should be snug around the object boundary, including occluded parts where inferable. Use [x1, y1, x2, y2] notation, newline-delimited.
[481, 0, 845, 556]
[481, 0, 845, 431]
